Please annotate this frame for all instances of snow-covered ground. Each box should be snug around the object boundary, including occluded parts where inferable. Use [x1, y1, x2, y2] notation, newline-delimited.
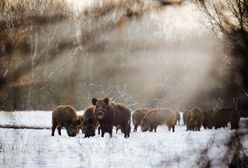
[0, 111, 84, 128]
[0, 111, 247, 168]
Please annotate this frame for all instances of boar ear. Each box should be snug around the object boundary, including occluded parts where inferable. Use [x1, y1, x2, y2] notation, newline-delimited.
[92, 98, 97, 105]
[103, 98, 109, 105]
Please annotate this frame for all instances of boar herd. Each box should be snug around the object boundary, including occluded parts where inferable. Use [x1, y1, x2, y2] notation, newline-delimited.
[51, 98, 241, 138]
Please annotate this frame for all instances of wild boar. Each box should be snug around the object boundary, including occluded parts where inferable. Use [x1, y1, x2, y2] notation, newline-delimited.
[51, 105, 81, 137]
[92, 97, 131, 138]
[132, 108, 151, 132]
[140, 109, 177, 132]
[214, 108, 240, 129]
[81, 106, 99, 138]
[186, 107, 204, 131]
[203, 109, 215, 129]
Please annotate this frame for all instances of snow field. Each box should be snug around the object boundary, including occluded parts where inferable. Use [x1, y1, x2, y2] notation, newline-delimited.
[0, 111, 247, 168]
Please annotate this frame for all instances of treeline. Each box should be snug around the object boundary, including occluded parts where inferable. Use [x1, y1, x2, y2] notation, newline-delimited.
[0, 0, 73, 110]
[0, 0, 190, 111]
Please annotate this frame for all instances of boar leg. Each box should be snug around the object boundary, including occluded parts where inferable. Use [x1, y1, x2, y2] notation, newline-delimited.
[231, 120, 238, 130]
[51, 127, 56, 136]
[196, 125, 199, 131]
[101, 127, 105, 137]
[101, 131, 105, 137]
[154, 126, 157, 133]
[127, 124, 131, 137]
[51, 121, 58, 136]
[231, 121, 239, 130]
[108, 126, 113, 138]
[124, 126, 127, 138]
[98, 127, 101, 135]
[195, 122, 199, 131]
[57, 125, 62, 135]
[133, 125, 138, 132]
[124, 124, 130, 138]
[172, 125, 175, 132]
[124, 132, 129, 138]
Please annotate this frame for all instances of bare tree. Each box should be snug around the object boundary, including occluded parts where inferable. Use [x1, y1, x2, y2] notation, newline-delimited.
[195, 0, 248, 94]
[195, 1, 248, 167]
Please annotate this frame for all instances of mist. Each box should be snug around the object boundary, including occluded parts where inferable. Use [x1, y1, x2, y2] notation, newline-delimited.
[66, 0, 228, 109]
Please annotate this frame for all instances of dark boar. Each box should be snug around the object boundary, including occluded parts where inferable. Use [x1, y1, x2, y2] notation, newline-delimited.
[81, 106, 99, 138]
[214, 108, 240, 129]
[92, 97, 131, 138]
[140, 109, 177, 132]
[186, 107, 204, 131]
[203, 110, 215, 129]
[132, 108, 151, 132]
[51, 105, 81, 137]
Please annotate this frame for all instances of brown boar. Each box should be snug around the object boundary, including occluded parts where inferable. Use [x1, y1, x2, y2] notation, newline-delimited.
[183, 110, 189, 126]
[140, 109, 177, 132]
[92, 97, 131, 138]
[81, 106, 99, 138]
[132, 108, 151, 132]
[51, 105, 82, 137]
[203, 110, 215, 129]
[214, 108, 240, 129]
[186, 107, 204, 131]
